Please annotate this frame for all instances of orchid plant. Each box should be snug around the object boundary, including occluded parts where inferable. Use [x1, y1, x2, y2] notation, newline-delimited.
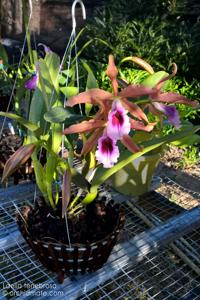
[63, 55, 198, 167]
[1, 52, 200, 218]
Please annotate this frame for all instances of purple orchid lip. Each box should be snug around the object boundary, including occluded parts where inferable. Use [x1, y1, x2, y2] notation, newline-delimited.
[95, 132, 120, 168]
[107, 99, 131, 140]
[153, 102, 181, 129]
[24, 73, 38, 90]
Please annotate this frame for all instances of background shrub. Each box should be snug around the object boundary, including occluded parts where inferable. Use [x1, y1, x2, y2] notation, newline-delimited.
[82, 0, 200, 79]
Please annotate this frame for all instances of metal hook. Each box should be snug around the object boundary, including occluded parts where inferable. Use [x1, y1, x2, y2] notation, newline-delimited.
[71, 0, 86, 33]
[28, 0, 33, 17]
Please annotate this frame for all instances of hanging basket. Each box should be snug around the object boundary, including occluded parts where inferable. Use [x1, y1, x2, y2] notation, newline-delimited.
[16, 200, 125, 283]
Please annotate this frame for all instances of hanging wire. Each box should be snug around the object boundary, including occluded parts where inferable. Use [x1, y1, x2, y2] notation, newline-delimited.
[0, 0, 33, 138]
[61, 0, 86, 248]
[33, 30, 75, 205]
[71, 0, 86, 116]
[72, 0, 86, 34]
[33, 0, 86, 220]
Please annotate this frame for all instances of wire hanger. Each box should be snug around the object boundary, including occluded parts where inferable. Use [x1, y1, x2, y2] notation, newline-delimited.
[72, 0, 86, 34]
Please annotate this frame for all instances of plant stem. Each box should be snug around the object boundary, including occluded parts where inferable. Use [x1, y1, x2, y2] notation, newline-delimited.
[68, 192, 82, 210]
[68, 203, 83, 216]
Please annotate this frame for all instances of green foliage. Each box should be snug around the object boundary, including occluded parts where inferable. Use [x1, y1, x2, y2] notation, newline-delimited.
[83, 0, 200, 79]
[182, 146, 200, 167]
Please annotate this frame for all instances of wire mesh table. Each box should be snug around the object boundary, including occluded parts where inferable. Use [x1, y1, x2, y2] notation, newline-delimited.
[0, 178, 200, 300]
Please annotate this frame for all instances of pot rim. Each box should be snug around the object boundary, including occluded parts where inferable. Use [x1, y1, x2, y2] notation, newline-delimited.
[17, 203, 125, 248]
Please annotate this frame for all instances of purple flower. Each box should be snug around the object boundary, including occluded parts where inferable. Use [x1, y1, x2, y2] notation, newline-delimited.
[107, 99, 131, 140]
[153, 102, 181, 129]
[24, 73, 38, 90]
[25, 62, 39, 90]
[95, 132, 120, 168]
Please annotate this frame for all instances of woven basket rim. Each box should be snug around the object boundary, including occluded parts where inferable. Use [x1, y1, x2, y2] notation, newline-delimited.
[17, 203, 125, 248]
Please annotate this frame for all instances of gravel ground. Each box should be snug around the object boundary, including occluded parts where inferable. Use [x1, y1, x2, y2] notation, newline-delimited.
[155, 146, 200, 207]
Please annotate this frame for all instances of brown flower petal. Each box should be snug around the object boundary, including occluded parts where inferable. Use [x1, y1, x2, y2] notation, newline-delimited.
[119, 84, 155, 99]
[126, 56, 155, 74]
[81, 128, 104, 156]
[121, 97, 149, 123]
[121, 134, 141, 153]
[106, 55, 118, 95]
[66, 89, 113, 107]
[63, 120, 106, 135]
[130, 119, 156, 132]
[152, 92, 199, 107]
[156, 63, 177, 90]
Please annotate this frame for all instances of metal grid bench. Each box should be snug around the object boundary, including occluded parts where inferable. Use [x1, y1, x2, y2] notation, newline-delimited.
[0, 178, 200, 300]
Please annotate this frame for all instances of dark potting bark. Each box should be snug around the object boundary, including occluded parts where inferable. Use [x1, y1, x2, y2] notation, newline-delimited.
[20, 196, 121, 244]
[16, 196, 125, 281]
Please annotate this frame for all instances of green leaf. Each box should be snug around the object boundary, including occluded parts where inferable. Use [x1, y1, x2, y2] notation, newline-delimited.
[91, 126, 200, 191]
[31, 154, 48, 205]
[142, 71, 168, 88]
[60, 87, 79, 98]
[0, 43, 8, 66]
[81, 60, 98, 89]
[52, 123, 62, 154]
[44, 107, 69, 123]
[28, 87, 49, 136]
[71, 40, 95, 65]
[61, 69, 74, 77]
[81, 60, 98, 116]
[44, 52, 60, 92]
[133, 131, 155, 143]
[0, 112, 41, 133]
[71, 168, 90, 191]
[38, 60, 53, 109]
[45, 153, 57, 209]
[171, 134, 200, 147]
[82, 190, 98, 205]
[44, 106, 85, 124]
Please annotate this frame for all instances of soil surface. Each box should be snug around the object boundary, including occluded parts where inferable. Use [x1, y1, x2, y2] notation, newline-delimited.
[21, 196, 120, 245]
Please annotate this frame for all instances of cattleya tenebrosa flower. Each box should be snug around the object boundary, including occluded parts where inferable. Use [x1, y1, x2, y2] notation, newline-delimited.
[96, 130, 120, 168]
[63, 55, 198, 168]
[107, 99, 131, 140]
[63, 56, 154, 167]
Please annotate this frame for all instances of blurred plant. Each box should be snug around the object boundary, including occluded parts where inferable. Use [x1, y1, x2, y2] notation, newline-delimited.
[0, 45, 13, 97]
[182, 146, 200, 167]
